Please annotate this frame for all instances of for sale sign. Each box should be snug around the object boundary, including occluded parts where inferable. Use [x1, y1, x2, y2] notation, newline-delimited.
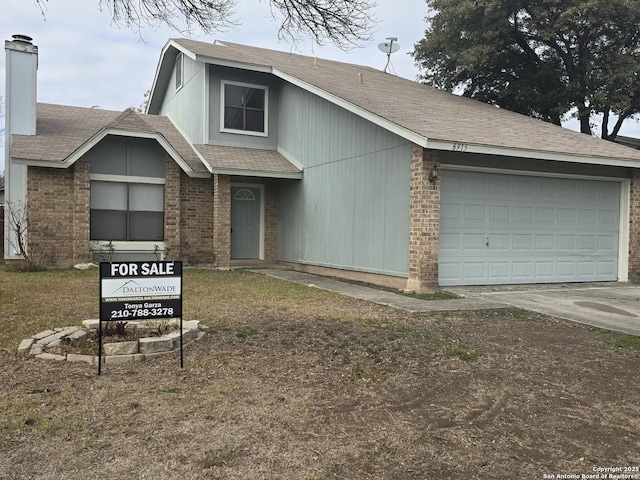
[100, 261, 182, 321]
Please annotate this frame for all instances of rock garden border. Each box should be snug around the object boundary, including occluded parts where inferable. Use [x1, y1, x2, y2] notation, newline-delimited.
[17, 319, 204, 365]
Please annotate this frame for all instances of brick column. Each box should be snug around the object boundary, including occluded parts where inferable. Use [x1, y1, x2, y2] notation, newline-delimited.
[73, 155, 91, 263]
[406, 144, 441, 293]
[164, 157, 181, 260]
[629, 169, 640, 282]
[213, 174, 231, 269]
[264, 181, 278, 262]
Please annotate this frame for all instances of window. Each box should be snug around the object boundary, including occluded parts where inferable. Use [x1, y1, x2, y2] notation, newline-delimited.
[90, 181, 164, 241]
[175, 52, 183, 90]
[89, 136, 166, 243]
[221, 81, 268, 136]
[234, 188, 256, 201]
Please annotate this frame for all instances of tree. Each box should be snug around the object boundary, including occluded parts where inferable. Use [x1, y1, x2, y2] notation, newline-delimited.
[412, 0, 640, 140]
[34, 0, 376, 50]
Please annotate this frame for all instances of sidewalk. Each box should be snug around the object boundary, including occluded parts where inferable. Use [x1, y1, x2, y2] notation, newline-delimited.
[251, 268, 506, 313]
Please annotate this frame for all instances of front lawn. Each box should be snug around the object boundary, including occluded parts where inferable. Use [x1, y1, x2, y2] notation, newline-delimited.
[0, 267, 638, 479]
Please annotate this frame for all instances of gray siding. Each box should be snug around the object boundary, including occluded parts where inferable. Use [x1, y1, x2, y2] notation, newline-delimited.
[277, 83, 411, 277]
[159, 53, 206, 144]
[208, 66, 279, 149]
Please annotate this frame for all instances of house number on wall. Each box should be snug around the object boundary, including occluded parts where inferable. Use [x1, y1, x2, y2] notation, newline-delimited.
[452, 143, 469, 152]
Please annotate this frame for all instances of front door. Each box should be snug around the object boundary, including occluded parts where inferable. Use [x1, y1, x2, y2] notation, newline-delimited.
[231, 186, 261, 259]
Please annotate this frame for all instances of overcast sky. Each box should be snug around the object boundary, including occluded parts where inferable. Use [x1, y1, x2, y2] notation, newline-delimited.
[2, 0, 640, 173]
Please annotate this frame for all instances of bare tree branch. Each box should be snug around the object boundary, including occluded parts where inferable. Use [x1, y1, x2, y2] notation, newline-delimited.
[32, 0, 376, 49]
[269, 0, 376, 49]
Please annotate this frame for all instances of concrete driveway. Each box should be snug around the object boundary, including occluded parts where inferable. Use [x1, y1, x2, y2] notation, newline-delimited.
[447, 282, 640, 336]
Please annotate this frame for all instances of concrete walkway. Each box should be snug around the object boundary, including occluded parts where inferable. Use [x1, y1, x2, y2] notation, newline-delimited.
[251, 268, 640, 336]
[251, 268, 506, 313]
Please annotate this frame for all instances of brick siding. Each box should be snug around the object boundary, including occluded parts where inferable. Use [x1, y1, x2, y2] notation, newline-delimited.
[179, 172, 215, 264]
[164, 158, 181, 259]
[72, 156, 91, 264]
[27, 165, 77, 267]
[213, 174, 231, 269]
[406, 144, 441, 293]
[264, 181, 278, 262]
[22, 152, 227, 268]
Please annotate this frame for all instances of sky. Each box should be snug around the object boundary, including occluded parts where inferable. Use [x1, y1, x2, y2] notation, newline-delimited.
[1, 0, 640, 173]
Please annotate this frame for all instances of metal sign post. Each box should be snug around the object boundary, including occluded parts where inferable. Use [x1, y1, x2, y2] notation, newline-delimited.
[98, 261, 183, 375]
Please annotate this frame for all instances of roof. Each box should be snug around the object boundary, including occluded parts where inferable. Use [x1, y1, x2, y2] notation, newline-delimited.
[11, 103, 209, 175]
[11, 103, 302, 179]
[151, 38, 640, 167]
[195, 145, 302, 179]
[614, 135, 640, 150]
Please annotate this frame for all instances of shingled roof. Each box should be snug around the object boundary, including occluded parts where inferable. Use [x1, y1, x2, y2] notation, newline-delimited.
[195, 145, 301, 178]
[159, 38, 640, 166]
[10, 103, 209, 175]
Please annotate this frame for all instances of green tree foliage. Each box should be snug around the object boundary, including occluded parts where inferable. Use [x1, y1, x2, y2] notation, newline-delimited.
[412, 0, 640, 139]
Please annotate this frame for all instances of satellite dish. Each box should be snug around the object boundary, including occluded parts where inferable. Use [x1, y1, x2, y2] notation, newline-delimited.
[378, 37, 400, 73]
[378, 40, 400, 54]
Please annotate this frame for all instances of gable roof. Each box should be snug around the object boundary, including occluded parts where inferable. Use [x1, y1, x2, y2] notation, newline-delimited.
[10, 103, 209, 176]
[149, 38, 640, 167]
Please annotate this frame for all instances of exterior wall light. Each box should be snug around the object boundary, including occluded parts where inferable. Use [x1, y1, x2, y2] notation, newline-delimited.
[429, 165, 440, 183]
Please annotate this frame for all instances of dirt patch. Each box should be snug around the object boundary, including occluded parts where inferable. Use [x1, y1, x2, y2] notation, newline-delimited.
[0, 269, 639, 479]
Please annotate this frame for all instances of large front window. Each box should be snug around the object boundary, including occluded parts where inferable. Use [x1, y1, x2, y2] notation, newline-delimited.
[90, 181, 164, 241]
[221, 80, 268, 136]
[89, 136, 166, 246]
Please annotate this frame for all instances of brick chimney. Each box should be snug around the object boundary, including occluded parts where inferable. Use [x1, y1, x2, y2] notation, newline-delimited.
[4, 34, 38, 259]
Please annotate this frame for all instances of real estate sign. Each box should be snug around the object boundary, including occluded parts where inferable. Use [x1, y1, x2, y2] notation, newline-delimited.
[99, 261, 183, 321]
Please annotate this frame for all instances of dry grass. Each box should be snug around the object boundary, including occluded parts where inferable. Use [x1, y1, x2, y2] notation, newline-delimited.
[1, 266, 639, 479]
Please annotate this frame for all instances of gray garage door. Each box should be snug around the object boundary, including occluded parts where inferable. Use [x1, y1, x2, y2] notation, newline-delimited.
[439, 170, 621, 286]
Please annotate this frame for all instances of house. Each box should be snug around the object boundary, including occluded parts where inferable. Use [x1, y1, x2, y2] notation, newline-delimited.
[5, 34, 640, 291]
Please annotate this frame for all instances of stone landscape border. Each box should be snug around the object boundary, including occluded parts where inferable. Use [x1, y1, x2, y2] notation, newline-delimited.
[17, 319, 204, 365]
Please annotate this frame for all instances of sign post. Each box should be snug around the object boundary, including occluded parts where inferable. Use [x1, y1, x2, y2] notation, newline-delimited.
[98, 261, 183, 375]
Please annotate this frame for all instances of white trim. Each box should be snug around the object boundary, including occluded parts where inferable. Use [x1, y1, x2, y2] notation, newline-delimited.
[89, 174, 166, 184]
[90, 241, 166, 259]
[231, 182, 265, 260]
[276, 146, 305, 172]
[208, 166, 302, 179]
[272, 69, 428, 148]
[427, 139, 640, 168]
[147, 40, 198, 113]
[619, 180, 630, 282]
[220, 80, 269, 137]
[13, 128, 209, 178]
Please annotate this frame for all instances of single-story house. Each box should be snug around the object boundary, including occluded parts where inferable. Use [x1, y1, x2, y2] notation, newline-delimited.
[5, 34, 640, 291]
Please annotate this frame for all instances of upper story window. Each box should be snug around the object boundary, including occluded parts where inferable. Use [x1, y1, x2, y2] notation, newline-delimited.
[175, 52, 184, 91]
[221, 80, 268, 136]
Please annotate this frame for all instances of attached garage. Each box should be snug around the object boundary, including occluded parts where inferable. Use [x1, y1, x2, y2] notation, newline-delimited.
[439, 169, 624, 286]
